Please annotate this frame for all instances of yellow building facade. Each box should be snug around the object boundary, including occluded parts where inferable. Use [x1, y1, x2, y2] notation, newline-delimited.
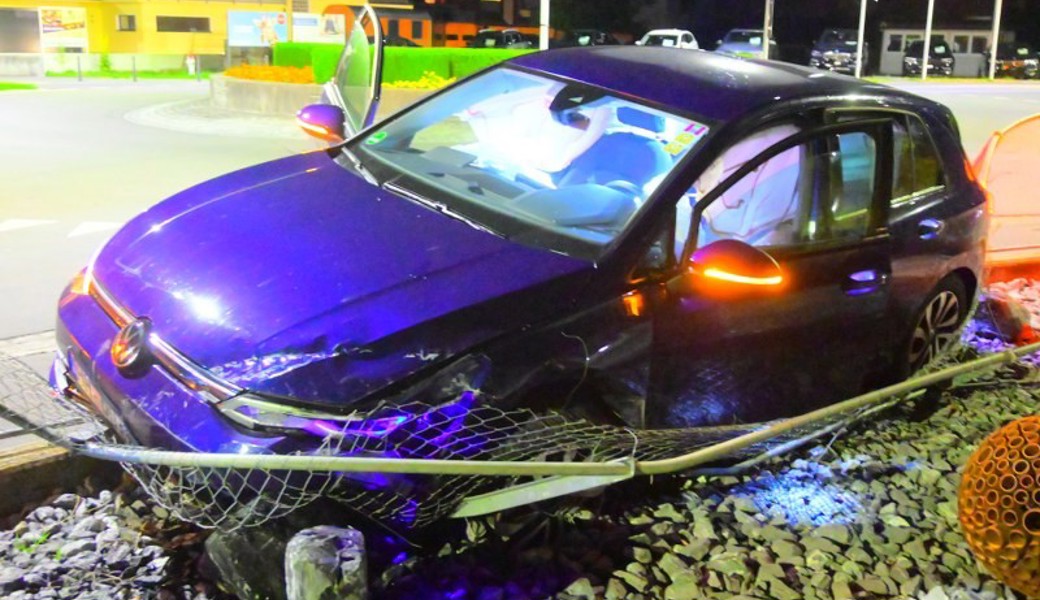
[0, 0, 294, 56]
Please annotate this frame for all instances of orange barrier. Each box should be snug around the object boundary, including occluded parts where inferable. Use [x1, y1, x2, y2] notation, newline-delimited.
[960, 416, 1040, 597]
[974, 114, 1040, 268]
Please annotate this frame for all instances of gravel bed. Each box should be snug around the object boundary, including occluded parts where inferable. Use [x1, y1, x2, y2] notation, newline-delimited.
[0, 279, 1037, 600]
[0, 484, 228, 600]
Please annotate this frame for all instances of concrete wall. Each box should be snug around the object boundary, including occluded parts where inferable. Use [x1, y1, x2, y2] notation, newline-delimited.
[210, 74, 322, 116]
[210, 74, 434, 119]
[0, 53, 42, 76]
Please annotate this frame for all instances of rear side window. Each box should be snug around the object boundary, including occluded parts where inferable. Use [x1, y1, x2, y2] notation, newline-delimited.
[892, 115, 945, 203]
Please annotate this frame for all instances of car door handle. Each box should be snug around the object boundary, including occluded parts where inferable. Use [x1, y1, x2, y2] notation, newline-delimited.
[918, 218, 944, 240]
[843, 269, 889, 296]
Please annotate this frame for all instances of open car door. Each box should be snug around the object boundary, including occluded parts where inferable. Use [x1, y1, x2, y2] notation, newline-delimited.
[323, 5, 383, 138]
[974, 114, 1040, 266]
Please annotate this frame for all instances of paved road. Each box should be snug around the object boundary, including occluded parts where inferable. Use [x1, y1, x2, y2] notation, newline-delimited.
[0, 80, 312, 344]
[884, 80, 1040, 155]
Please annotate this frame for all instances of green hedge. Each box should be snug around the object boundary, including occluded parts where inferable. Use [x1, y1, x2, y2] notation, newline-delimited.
[273, 42, 341, 68]
[275, 42, 532, 84]
[312, 44, 346, 84]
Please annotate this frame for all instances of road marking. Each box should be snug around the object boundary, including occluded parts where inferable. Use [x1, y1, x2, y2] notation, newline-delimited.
[0, 219, 55, 233]
[0, 332, 56, 358]
[68, 221, 121, 238]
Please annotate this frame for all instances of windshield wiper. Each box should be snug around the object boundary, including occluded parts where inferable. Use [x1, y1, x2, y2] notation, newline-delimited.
[383, 180, 500, 237]
[337, 145, 378, 186]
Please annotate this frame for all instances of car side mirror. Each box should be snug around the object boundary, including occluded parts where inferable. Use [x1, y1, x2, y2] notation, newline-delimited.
[296, 104, 346, 144]
[684, 239, 784, 297]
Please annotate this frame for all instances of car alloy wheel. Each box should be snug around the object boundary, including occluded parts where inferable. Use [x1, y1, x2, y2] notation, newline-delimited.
[908, 278, 966, 372]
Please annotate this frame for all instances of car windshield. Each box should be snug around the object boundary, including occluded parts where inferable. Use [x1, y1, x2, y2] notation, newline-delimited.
[643, 33, 680, 47]
[907, 41, 951, 56]
[349, 67, 711, 259]
[725, 31, 763, 44]
[820, 30, 857, 46]
[998, 44, 1034, 58]
[472, 31, 504, 47]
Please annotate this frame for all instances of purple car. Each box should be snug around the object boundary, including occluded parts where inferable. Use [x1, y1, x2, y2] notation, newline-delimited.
[50, 8, 986, 528]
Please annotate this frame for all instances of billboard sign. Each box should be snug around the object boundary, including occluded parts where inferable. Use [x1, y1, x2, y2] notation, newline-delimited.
[228, 10, 287, 47]
[38, 6, 87, 52]
[292, 13, 346, 44]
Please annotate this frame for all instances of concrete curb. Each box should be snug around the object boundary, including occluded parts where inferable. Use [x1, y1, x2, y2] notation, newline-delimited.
[210, 74, 322, 116]
[125, 98, 306, 140]
[0, 439, 122, 525]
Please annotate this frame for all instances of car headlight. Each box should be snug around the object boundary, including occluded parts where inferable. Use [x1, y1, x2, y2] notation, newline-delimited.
[811, 50, 822, 58]
[941, 57, 953, 65]
[217, 393, 383, 436]
[1026, 59, 1039, 67]
[905, 57, 918, 65]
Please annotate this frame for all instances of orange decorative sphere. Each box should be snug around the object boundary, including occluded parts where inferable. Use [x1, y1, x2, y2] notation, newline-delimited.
[959, 416, 1040, 597]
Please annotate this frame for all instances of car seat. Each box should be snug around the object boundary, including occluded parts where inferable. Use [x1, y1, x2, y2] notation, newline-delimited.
[557, 106, 672, 193]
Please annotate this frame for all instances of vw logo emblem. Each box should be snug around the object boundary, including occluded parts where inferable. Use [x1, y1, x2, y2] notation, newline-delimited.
[111, 318, 152, 371]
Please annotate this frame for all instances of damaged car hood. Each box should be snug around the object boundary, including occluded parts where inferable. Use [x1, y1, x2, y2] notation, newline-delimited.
[91, 151, 591, 406]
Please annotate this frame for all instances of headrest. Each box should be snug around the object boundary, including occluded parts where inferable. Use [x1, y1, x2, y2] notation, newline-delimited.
[617, 106, 665, 134]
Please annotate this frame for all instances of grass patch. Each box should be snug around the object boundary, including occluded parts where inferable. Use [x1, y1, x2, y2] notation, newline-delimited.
[0, 82, 37, 91]
[45, 70, 210, 80]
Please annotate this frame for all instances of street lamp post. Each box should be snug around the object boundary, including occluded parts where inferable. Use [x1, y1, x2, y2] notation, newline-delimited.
[921, 0, 935, 80]
[539, 0, 550, 50]
[855, 0, 868, 78]
[988, 0, 1004, 80]
[762, 0, 775, 59]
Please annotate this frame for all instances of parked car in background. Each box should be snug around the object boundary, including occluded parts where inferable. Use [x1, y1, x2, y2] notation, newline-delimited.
[50, 5, 988, 529]
[985, 43, 1039, 79]
[903, 40, 955, 76]
[468, 28, 533, 49]
[554, 29, 620, 48]
[809, 28, 868, 75]
[715, 28, 778, 59]
[636, 29, 699, 50]
[384, 35, 419, 47]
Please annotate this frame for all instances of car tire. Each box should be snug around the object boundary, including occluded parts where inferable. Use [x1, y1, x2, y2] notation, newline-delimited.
[904, 275, 969, 375]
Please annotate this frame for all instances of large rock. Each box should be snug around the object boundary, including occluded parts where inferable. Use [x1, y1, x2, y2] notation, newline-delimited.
[285, 526, 367, 600]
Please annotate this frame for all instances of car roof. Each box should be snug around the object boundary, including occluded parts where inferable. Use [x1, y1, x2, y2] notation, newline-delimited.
[646, 29, 690, 35]
[510, 46, 916, 123]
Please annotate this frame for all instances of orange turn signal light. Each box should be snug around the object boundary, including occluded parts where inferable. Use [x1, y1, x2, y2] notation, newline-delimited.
[69, 270, 91, 296]
[296, 118, 335, 140]
[702, 267, 783, 287]
[622, 290, 645, 317]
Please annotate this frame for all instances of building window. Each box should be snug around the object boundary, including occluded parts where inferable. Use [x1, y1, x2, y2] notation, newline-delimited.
[953, 35, 968, 53]
[156, 16, 210, 33]
[411, 19, 424, 39]
[887, 34, 902, 52]
[971, 36, 988, 54]
[117, 14, 136, 32]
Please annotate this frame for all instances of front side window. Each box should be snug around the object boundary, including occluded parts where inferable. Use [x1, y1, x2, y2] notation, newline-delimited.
[334, 6, 380, 135]
[677, 126, 878, 255]
[352, 68, 711, 259]
[892, 115, 945, 204]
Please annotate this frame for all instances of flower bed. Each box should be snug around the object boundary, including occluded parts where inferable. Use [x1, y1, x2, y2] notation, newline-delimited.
[223, 64, 315, 84]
